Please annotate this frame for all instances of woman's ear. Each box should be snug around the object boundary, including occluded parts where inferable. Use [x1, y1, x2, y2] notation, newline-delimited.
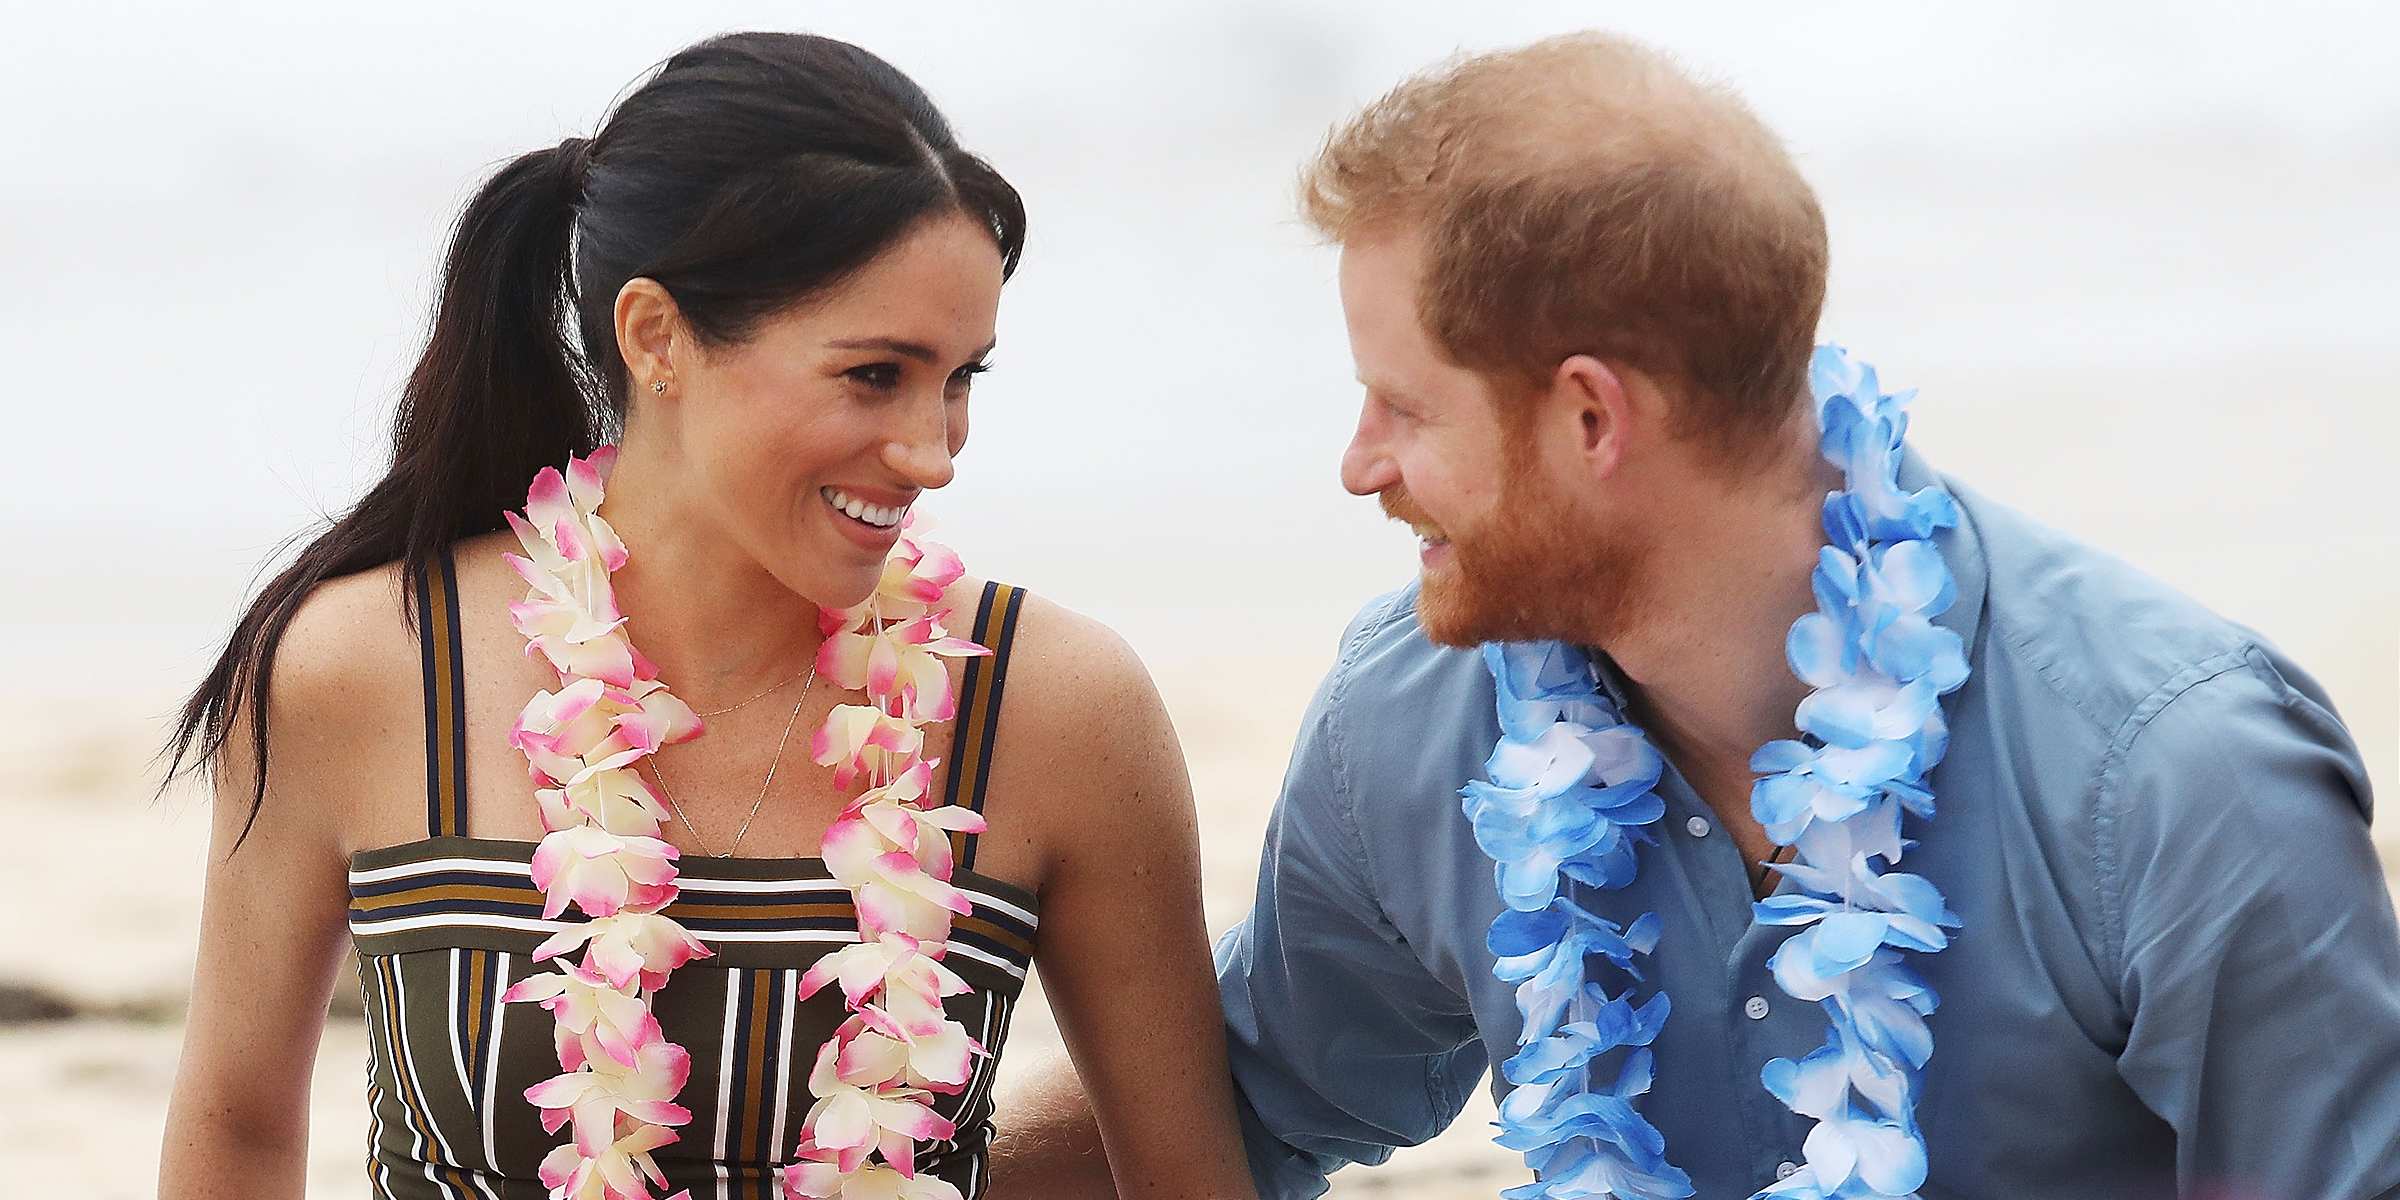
[614, 278, 685, 396]
[1553, 354, 1632, 482]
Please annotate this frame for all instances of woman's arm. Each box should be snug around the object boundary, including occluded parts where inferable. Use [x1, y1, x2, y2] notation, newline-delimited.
[986, 600, 1256, 1200]
[159, 570, 414, 1198]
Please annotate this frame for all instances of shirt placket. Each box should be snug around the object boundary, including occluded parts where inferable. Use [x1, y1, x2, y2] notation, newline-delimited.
[1656, 763, 1821, 1193]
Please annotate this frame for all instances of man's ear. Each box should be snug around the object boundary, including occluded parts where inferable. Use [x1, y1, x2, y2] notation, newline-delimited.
[614, 277, 686, 396]
[1553, 354, 1633, 482]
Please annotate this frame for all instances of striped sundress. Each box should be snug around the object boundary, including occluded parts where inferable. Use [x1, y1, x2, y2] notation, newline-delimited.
[347, 549, 1039, 1199]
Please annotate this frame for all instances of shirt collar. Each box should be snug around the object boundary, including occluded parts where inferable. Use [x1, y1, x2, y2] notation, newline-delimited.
[1901, 443, 1989, 658]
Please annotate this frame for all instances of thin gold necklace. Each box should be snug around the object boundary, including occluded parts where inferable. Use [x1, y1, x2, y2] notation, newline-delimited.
[646, 665, 816, 857]
[687, 660, 816, 719]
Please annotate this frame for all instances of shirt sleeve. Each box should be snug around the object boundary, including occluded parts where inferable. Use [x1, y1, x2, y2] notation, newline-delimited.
[1216, 613, 1489, 1200]
[2107, 647, 2400, 1199]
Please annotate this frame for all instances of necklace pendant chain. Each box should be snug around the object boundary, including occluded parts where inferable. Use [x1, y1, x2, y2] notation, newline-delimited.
[649, 665, 817, 857]
[689, 659, 817, 719]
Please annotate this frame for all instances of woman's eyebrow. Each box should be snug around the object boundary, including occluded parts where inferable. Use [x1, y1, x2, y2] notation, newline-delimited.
[827, 336, 941, 363]
[826, 337, 1000, 363]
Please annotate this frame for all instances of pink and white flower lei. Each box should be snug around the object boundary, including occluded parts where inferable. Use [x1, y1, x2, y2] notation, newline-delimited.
[499, 448, 710, 1200]
[492, 449, 991, 1200]
[784, 515, 992, 1200]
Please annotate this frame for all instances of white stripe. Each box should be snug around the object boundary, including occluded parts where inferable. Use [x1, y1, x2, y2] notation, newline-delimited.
[350, 856, 538, 884]
[450, 953, 503, 1200]
[964, 991, 1006, 1130]
[934, 941, 1028, 979]
[715, 971, 740, 1168]
[482, 953, 508, 1172]
[963, 990, 1016, 1197]
[453, 1162, 502, 1200]
[363, 969, 394, 1198]
[446, 950, 472, 1119]
[351, 912, 579, 937]
[366, 961, 435, 1185]
[770, 968, 799, 1163]
[389, 961, 473, 1198]
[960, 894, 1038, 926]
[375, 961, 429, 1168]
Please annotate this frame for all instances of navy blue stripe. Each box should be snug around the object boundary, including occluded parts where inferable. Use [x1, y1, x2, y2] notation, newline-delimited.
[728, 969, 761, 1164]
[415, 557, 442, 843]
[960, 586, 1025, 871]
[753, 972, 786, 1164]
[437, 544, 469, 840]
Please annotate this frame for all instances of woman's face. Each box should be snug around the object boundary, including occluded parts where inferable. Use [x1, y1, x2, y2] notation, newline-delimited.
[630, 211, 1004, 609]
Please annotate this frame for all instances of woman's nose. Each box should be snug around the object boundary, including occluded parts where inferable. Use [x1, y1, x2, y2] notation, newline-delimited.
[884, 402, 957, 490]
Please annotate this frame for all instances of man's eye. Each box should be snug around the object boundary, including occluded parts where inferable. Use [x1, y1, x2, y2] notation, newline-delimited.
[846, 363, 902, 390]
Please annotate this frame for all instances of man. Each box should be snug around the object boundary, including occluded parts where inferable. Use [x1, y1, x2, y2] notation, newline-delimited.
[993, 32, 2400, 1200]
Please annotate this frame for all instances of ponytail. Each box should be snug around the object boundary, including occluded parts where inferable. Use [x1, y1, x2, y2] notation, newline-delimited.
[165, 138, 598, 847]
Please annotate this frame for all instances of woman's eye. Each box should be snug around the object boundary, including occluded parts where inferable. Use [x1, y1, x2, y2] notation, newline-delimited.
[845, 363, 902, 390]
[948, 361, 991, 389]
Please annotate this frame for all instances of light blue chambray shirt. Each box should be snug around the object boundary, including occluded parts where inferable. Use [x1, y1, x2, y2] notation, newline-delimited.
[1215, 452, 2400, 1200]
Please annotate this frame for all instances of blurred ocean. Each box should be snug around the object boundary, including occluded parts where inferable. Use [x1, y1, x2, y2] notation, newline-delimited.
[1, 3, 2393, 1195]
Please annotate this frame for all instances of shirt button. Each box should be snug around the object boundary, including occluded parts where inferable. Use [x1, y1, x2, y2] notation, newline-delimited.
[1744, 995, 1770, 1020]
[1685, 816, 1711, 837]
[1776, 1161, 1799, 1180]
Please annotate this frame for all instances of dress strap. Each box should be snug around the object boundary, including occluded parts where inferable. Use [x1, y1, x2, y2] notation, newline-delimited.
[411, 546, 470, 839]
[944, 581, 1026, 871]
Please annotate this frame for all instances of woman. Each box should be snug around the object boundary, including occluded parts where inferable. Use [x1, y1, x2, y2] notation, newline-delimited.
[159, 32, 1254, 1200]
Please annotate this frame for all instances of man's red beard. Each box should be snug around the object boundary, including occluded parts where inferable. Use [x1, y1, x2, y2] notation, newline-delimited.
[1380, 470, 1648, 650]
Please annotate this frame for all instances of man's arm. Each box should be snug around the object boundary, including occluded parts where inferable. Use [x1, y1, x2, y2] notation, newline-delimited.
[1211, 616, 1490, 1200]
[988, 1051, 1116, 1200]
[2109, 649, 2400, 1198]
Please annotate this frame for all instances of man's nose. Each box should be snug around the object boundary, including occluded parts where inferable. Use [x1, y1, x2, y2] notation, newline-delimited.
[1340, 406, 1398, 497]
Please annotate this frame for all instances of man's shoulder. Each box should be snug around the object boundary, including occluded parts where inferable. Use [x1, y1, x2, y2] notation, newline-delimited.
[1313, 583, 1503, 804]
[1327, 584, 1496, 716]
[1954, 479, 2289, 738]
[1950, 478, 2363, 814]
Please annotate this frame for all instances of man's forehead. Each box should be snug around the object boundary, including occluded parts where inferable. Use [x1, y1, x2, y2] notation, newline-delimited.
[1338, 226, 1428, 281]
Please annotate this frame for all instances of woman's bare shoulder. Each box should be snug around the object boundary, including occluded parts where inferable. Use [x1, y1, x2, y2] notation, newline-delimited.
[272, 559, 419, 712]
[246, 559, 424, 842]
[960, 579, 1163, 749]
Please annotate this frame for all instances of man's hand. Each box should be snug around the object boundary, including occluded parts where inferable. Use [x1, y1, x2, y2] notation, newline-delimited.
[987, 1049, 1118, 1200]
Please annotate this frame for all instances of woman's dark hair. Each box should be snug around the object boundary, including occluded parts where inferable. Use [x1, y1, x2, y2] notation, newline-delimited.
[166, 32, 1025, 845]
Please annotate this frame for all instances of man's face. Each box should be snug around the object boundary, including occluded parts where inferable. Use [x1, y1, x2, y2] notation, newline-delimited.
[1337, 230, 1646, 649]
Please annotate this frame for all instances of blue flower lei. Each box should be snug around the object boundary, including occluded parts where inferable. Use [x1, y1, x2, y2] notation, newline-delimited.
[1465, 346, 1970, 1200]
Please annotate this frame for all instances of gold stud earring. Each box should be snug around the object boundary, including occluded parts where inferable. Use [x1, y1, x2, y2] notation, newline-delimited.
[651, 381, 667, 394]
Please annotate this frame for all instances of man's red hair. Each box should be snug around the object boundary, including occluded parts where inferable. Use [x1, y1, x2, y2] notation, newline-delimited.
[1301, 32, 1829, 458]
